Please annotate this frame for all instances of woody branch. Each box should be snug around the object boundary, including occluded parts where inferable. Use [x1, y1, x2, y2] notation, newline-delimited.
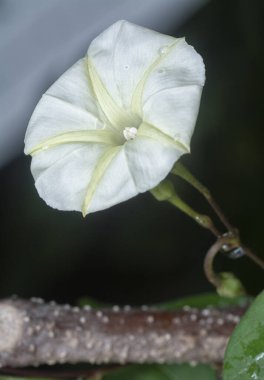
[0, 298, 247, 368]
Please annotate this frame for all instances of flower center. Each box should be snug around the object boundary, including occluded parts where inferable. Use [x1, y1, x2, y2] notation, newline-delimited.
[123, 127, 138, 141]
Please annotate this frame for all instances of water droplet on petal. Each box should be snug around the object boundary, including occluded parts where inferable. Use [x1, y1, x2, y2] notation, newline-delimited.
[158, 46, 169, 55]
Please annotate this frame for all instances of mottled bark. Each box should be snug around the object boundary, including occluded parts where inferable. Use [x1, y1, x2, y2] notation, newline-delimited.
[0, 298, 247, 368]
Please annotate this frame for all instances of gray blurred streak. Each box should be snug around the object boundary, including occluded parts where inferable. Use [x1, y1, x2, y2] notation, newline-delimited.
[0, 0, 207, 169]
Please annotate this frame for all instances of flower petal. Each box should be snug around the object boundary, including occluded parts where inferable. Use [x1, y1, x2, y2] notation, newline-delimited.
[87, 58, 137, 130]
[124, 136, 184, 193]
[140, 38, 205, 149]
[137, 122, 189, 153]
[28, 130, 119, 156]
[82, 146, 121, 216]
[87, 20, 176, 110]
[32, 144, 138, 214]
[84, 147, 138, 214]
[25, 58, 102, 154]
[46, 58, 99, 115]
[142, 85, 203, 149]
[142, 38, 205, 103]
[33, 144, 107, 212]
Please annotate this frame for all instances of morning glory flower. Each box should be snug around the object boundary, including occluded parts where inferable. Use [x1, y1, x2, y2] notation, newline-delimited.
[24, 20, 205, 216]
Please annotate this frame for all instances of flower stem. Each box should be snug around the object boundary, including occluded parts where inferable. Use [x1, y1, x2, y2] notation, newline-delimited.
[203, 238, 224, 288]
[204, 235, 242, 288]
[150, 180, 220, 237]
[171, 162, 234, 232]
[242, 245, 264, 270]
[204, 236, 247, 297]
[168, 191, 220, 237]
[171, 162, 264, 271]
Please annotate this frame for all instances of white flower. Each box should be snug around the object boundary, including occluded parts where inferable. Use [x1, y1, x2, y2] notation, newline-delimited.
[24, 20, 205, 216]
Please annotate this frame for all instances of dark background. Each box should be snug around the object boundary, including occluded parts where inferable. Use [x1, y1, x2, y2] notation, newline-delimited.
[0, 0, 263, 305]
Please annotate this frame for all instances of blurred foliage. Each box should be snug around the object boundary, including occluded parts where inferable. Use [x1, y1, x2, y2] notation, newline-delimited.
[103, 363, 216, 380]
[78, 291, 251, 310]
[0, 365, 217, 380]
[0, 0, 263, 306]
[157, 291, 250, 310]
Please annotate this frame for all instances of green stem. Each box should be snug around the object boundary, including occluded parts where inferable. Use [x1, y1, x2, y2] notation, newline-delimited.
[150, 180, 221, 237]
[168, 192, 220, 237]
[171, 162, 234, 232]
[242, 245, 264, 270]
[203, 238, 224, 288]
[204, 236, 246, 297]
[171, 162, 264, 271]
[204, 234, 241, 287]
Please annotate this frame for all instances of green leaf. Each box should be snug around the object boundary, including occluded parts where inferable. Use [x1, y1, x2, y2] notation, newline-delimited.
[223, 290, 264, 380]
[157, 292, 250, 310]
[103, 364, 216, 380]
[0, 366, 217, 380]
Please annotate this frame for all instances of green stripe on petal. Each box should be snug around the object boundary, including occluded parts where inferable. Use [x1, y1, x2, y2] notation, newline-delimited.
[87, 59, 137, 130]
[131, 38, 183, 115]
[137, 123, 190, 153]
[82, 146, 122, 216]
[27, 130, 119, 156]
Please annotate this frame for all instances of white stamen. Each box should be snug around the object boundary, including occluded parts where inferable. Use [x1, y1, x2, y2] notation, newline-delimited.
[123, 127, 137, 141]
